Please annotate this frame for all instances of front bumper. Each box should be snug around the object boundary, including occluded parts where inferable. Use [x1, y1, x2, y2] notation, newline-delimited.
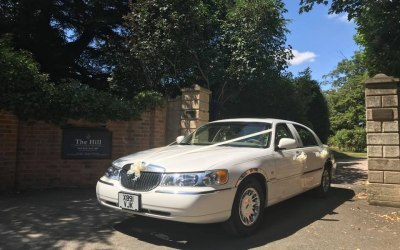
[96, 176, 236, 224]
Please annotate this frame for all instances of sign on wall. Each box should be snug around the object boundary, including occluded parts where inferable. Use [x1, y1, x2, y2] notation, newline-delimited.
[62, 127, 112, 159]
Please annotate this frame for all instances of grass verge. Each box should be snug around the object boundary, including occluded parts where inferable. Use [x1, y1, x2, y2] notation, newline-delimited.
[330, 148, 367, 160]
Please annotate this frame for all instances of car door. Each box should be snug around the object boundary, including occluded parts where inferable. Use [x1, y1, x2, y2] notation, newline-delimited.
[291, 124, 325, 190]
[270, 123, 304, 204]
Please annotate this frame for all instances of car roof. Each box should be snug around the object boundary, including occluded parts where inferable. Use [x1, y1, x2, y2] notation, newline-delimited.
[209, 118, 303, 126]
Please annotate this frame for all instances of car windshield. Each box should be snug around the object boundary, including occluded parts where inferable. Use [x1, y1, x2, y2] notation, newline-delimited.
[179, 122, 272, 148]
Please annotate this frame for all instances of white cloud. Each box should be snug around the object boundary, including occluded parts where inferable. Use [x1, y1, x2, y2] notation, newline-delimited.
[288, 50, 317, 66]
[327, 13, 353, 23]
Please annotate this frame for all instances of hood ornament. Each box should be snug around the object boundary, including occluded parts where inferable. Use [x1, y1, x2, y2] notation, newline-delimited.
[127, 161, 146, 180]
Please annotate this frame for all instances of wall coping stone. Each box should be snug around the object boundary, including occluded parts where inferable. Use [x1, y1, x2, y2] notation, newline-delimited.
[364, 74, 399, 86]
[181, 84, 212, 94]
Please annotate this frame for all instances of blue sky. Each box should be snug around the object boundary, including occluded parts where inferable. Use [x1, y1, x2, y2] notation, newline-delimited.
[283, 1, 359, 86]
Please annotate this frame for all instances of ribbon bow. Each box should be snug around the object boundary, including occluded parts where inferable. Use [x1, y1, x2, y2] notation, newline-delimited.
[127, 161, 146, 180]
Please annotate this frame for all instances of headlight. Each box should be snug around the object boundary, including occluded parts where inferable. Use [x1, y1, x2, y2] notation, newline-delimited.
[160, 170, 228, 187]
[104, 165, 121, 180]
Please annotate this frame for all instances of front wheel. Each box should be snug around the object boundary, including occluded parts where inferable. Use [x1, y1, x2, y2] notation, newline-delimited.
[223, 178, 265, 236]
[316, 167, 331, 197]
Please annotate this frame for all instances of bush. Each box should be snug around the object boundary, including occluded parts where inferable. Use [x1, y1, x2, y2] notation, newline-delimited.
[329, 128, 366, 152]
[0, 36, 163, 123]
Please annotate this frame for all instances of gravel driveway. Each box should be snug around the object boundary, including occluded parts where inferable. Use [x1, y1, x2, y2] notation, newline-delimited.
[0, 158, 399, 250]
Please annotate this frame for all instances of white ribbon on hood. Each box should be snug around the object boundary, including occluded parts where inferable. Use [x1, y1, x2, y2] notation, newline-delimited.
[127, 128, 273, 174]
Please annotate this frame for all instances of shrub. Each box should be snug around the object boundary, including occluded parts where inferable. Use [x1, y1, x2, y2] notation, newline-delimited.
[0, 36, 163, 123]
[329, 128, 366, 152]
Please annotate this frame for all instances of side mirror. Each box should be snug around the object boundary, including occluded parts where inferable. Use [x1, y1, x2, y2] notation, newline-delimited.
[176, 135, 185, 144]
[277, 138, 297, 150]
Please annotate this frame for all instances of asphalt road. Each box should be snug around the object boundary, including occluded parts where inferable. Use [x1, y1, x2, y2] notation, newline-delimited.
[0, 159, 399, 250]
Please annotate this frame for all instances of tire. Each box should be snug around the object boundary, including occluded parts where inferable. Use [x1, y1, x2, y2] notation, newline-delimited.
[316, 167, 331, 197]
[223, 178, 265, 236]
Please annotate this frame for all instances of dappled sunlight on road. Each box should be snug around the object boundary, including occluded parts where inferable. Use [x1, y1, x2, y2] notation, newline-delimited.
[334, 160, 368, 185]
[0, 189, 125, 250]
[1, 159, 399, 249]
[113, 187, 355, 249]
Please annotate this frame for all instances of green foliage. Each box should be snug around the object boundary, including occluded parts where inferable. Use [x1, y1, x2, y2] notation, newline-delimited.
[329, 128, 366, 152]
[49, 81, 163, 122]
[0, 0, 130, 88]
[299, 0, 400, 77]
[324, 52, 368, 152]
[299, 0, 362, 19]
[0, 37, 162, 122]
[222, 68, 330, 143]
[222, 76, 307, 123]
[121, 0, 292, 118]
[355, 1, 400, 77]
[293, 68, 330, 143]
[324, 51, 368, 133]
[0, 36, 51, 119]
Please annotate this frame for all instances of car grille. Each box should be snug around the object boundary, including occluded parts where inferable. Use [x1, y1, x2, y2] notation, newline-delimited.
[120, 165, 162, 191]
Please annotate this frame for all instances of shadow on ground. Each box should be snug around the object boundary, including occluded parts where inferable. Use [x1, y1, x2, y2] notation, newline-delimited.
[333, 161, 368, 185]
[114, 187, 355, 249]
[1, 159, 368, 249]
[0, 187, 355, 249]
[0, 189, 125, 250]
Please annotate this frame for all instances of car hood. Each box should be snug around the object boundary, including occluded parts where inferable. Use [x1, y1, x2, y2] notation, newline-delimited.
[112, 145, 272, 172]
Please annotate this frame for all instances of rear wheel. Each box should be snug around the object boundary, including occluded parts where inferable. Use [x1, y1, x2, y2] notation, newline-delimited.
[223, 178, 265, 236]
[316, 167, 331, 197]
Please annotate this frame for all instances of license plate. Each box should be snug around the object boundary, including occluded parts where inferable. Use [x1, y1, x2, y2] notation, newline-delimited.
[118, 193, 140, 211]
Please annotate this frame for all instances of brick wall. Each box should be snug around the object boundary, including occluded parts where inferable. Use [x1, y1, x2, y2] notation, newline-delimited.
[365, 74, 400, 207]
[165, 97, 182, 144]
[0, 111, 19, 190]
[0, 86, 211, 191]
[0, 107, 167, 190]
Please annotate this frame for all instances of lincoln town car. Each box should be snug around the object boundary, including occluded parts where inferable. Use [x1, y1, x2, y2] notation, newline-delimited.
[96, 118, 336, 236]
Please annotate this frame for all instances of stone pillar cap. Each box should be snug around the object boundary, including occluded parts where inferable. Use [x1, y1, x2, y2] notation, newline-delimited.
[181, 84, 211, 94]
[364, 74, 399, 85]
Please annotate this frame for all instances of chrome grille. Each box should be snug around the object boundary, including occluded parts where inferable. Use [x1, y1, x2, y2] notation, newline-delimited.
[120, 165, 162, 191]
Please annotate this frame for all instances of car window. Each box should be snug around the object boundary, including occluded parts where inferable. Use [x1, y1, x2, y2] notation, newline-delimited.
[275, 124, 294, 147]
[180, 122, 272, 148]
[293, 125, 318, 147]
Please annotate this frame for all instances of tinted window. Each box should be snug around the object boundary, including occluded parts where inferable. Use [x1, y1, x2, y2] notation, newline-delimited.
[275, 124, 294, 147]
[294, 125, 318, 147]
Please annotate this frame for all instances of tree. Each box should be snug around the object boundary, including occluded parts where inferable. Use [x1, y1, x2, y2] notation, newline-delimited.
[355, 2, 400, 77]
[0, 0, 130, 89]
[121, 0, 292, 118]
[324, 51, 368, 151]
[293, 68, 330, 143]
[324, 51, 368, 133]
[299, 0, 400, 77]
[222, 75, 307, 123]
[0, 36, 162, 122]
[222, 69, 330, 143]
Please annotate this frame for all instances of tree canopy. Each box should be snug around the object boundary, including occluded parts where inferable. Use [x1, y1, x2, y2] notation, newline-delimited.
[323, 51, 368, 151]
[293, 68, 330, 143]
[324, 51, 368, 133]
[1, 0, 332, 134]
[119, 0, 292, 118]
[0, 36, 162, 122]
[0, 0, 130, 89]
[299, 0, 400, 77]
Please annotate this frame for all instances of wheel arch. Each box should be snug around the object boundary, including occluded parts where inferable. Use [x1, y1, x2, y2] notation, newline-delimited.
[235, 168, 268, 204]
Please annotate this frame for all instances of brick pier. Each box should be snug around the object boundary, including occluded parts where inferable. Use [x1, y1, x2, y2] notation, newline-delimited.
[365, 74, 400, 207]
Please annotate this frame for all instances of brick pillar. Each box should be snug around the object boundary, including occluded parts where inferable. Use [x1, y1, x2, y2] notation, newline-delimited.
[181, 85, 211, 135]
[0, 111, 19, 191]
[365, 74, 400, 207]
